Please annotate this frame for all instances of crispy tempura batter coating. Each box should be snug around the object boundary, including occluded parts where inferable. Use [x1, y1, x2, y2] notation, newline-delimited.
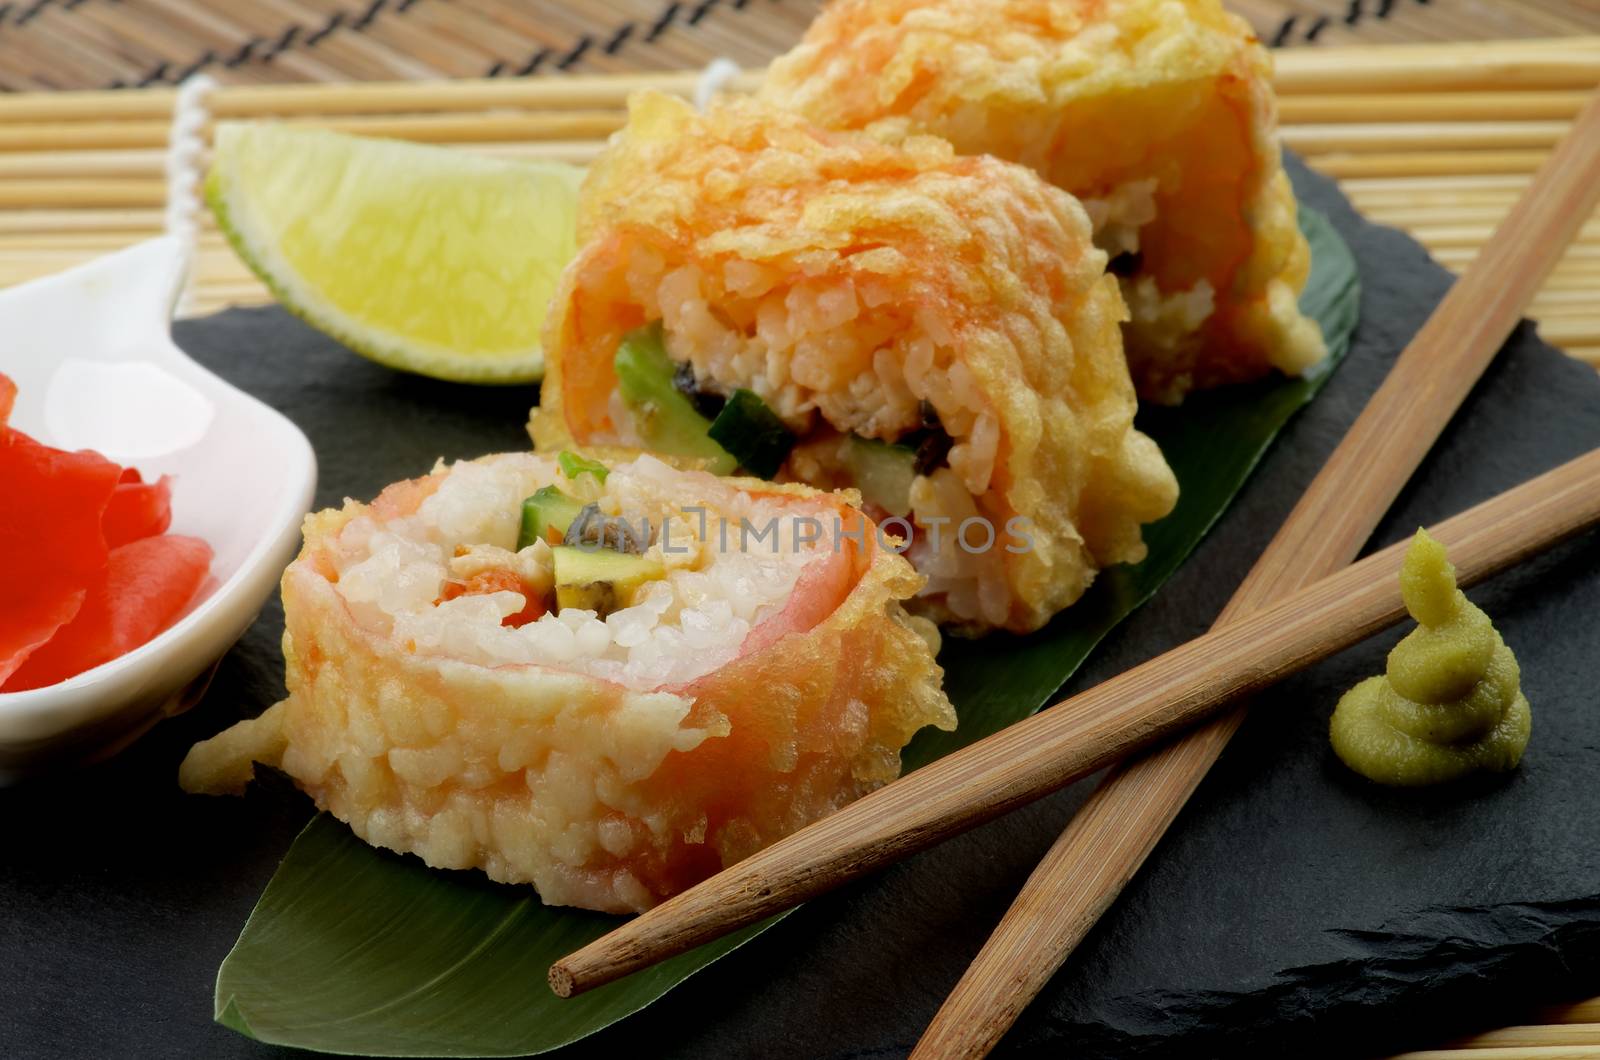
[181, 463, 953, 913]
[762, 0, 1326, 403]
[534, 92, 1177, 633]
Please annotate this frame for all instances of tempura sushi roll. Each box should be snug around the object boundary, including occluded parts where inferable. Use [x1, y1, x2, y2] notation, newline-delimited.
[180, 451, 954, 913]
[762, 0, 1326, 403]
[532, 92, 1177, 634]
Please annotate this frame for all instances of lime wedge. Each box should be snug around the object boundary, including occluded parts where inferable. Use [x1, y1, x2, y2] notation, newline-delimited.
[207, 122, 583, 383]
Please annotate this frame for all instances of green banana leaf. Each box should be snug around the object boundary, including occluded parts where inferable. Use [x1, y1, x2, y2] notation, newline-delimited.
[213, 206, 1360, 1057]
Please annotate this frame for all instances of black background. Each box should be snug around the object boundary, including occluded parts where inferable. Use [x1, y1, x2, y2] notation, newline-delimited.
[3, 158, 1598, 1059]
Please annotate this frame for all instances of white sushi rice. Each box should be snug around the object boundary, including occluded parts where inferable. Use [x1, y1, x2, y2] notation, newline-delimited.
[589, 250, 1010, 628]
[329, 453, 824, 690]
[1122, 275, 1218, 366]
[1081, 177, 1160, 259]
[1082, 178, 1219, 367]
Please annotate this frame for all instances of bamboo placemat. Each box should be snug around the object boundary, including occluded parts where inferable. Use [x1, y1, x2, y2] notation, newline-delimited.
[0, 26, 1597, 1060]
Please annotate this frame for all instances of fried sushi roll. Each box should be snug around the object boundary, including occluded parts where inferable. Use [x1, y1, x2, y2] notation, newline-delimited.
[762, 0, 1327, 403]
[532, 92, 1177, 634]
[180, 451, 954, 913]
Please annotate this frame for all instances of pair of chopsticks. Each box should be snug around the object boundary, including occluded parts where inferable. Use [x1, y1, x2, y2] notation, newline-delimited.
[550, 85, 1600, 1056]
[915, 84, 1600, 1060]
[548, 451, 1600, 997]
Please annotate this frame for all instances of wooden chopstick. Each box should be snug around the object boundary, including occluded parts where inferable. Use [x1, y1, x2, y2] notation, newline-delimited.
[906, 84, 1600, 1060]
[548, 445, 1600, 999]
[551, 82, 1600, 1009]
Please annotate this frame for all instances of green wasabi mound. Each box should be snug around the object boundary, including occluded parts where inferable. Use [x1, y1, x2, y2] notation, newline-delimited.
[1330, 529, 1531, 787]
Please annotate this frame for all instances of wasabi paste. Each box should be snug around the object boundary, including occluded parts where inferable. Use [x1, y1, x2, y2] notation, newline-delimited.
[1330, 529, 1531, 786]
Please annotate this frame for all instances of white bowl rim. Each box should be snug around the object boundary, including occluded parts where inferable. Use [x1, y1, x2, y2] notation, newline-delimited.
[0, 237, 316, 736]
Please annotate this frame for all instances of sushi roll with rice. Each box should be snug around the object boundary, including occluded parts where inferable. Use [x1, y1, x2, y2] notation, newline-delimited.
[532, 92, 1178, 634]
[180, 451, 954, 913]
[761, 0, 1326, 404]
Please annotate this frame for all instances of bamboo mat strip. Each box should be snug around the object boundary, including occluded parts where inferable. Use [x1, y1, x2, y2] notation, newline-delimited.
[1389, 1050, 1600, 1060]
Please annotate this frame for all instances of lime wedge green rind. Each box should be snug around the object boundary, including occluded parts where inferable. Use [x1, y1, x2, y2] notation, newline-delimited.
[212, 206, 1360, 1056]
[208, 123, 583, 385]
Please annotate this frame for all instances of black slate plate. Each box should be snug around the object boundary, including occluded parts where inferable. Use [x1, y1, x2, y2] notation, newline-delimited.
[2, 156, 1598, 1060]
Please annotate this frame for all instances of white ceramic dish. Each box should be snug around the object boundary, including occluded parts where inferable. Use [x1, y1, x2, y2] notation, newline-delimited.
[0, 237, 315, 781]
